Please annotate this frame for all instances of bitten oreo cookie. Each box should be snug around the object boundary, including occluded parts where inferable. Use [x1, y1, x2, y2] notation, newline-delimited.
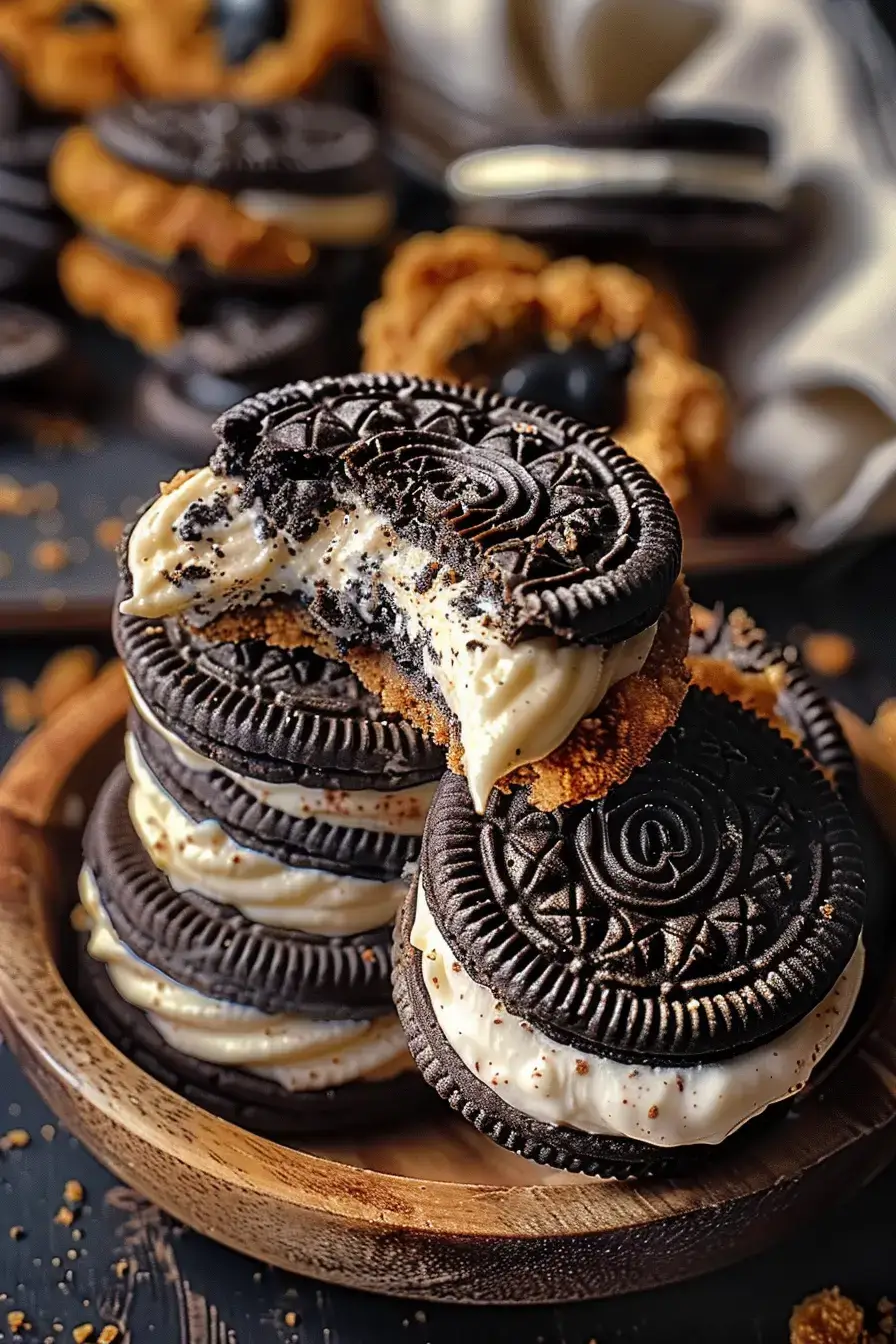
[134, 715, 422, 883]
[689, 604, 858, 794]
[85, 766, 396, 1017]
[92, 99, 387, 197]
[419, 687, 865, 1064]
[114, 595, 445, 791]
[78, 939, 425, 1137]
[214, 371, 682, 646]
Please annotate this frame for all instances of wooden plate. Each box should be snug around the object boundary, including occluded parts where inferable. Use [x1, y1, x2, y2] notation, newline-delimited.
[1, 666, 895, 1306]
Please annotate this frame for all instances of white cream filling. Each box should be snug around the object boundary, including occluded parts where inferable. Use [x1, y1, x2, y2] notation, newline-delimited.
[237, 189, 393, 244]
[125, 734, 408, 936]
[79, 869, 411, 1092]
[126, 674, 436, 836]
[410, 883, 864, 1149]
[447, 146, 786, 207]
[121, 468, 656, 812]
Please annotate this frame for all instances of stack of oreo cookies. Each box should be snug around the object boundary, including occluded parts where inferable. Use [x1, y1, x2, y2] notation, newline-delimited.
[75, 596, 444, 1134]
[78, 372, 873, 1170]
[50, 98, 392, 449]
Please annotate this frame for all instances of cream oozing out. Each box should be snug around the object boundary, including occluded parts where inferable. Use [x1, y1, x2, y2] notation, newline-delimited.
[126, 675, 436, 836]
[78, 869, 411, 1091]
[125, 734, 409, 936]
[121, 468, 657, 811]
[410, 883, 864, 1149]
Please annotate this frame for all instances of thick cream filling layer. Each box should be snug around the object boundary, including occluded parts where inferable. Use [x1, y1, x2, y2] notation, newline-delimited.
[127, 675, 436, 836]
[410, 883, 864, 1149]
[126, 734, 408, 936]
[79, 869, 410, 1092]
[122, 468, 656, 811]
[448, 146, 785, 206]
[237, 189, 393, 244]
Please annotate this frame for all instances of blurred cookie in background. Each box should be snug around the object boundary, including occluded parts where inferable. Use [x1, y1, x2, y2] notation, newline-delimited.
[445, 116, 793, 341]
[136, 300, 331, 458]
[361, 227, 728, 532]
[0, 0, 380, 115]
[52, 98, 392, 356]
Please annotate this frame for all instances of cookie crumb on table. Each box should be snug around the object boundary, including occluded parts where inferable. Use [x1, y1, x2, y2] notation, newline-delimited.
[30, 539, 70, 574]
[0, 1129, 31, 1151]
[790, 1288, 864, 1344]
[801, 631, 856, 679]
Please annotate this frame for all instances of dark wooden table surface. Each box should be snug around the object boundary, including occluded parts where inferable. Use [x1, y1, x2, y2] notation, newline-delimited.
[2, 541, 896, 1344]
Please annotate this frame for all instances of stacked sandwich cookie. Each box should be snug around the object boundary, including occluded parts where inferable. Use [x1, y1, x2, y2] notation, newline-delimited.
[78, 372, 869, 1172]
[50, 98, 391, 450]
[75, 593, 444, 1134]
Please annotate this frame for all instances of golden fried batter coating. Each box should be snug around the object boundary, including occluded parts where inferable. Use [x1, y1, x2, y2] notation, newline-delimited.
[789, 1289, 864, 1344]
[361, 228, 728, 528]
[58, 236, 182, 351]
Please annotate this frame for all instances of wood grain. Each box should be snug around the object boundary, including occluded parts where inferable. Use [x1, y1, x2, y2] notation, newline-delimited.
[0, 672, 894, 1304]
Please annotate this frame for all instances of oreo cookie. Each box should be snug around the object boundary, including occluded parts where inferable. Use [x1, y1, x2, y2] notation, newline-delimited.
[395, 687, 866, 1174]
[0, 302, 67, 382]
[420, 688, 864, 1063]
[213, 372, 681, 647]
[689, 604, 858, 793]
[447, 115, 791, 252]
[114, 596, 445, 792]
[138, 301, 332, 457]
[133, 714, 422, 884]
[84, 766, 397, 1018]
[0, 125, 70, 296]
[92, 99, 388, 202]
[77, 939, 425, 1137]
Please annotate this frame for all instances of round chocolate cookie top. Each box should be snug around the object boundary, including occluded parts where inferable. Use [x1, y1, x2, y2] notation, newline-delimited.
[91, 99, 386, 195]
[421, 687, 865, 1064]
[0, 302, 66, 380]
[689, 604, 858, 794]
[213, 372, 682, 646]
[113, 592, 445, 790]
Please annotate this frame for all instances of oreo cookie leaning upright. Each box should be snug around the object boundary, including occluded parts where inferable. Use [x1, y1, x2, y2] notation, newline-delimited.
[120, 372, 691, 812]
[395, 687, 867, 1177]
[51, 98, 392, 353]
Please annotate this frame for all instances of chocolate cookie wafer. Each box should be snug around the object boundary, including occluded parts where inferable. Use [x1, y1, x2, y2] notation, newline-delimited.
[394, 688, 866, 1176]
[85, 765, 397, 1016]
[120, 373, 689, 811]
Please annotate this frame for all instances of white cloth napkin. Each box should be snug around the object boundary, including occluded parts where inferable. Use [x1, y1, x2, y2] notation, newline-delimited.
[378, 0, 896, 546]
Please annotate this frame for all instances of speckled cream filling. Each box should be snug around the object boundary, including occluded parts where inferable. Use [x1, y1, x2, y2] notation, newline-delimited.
[410, 882, 864, 1149]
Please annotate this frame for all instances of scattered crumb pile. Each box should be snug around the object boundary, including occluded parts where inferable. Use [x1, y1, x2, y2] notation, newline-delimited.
[791, 1288, 895, 1344]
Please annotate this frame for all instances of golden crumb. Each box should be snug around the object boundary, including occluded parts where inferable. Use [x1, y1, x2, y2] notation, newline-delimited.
[9, 1225, 24, 1239]
[1, 1129, 31, 1150]
[112, 1259, 129, 1279]
[284, 1313, 297, 1328]
[94, 517, 125, 551]
[159, 469, 198, 496]
[54, 1206, 75, 1227]
[1, 680, 35, 733]
[802, 631, 856, 680]
[575, 1060, 589, 1076]
[72, 1326, 93, 1344]
[790, 1288, 864, 1344]
[63, 1179, 84, 1206]
[70, 905, 90, 933]
[7, 1309, 26, 1332]
[30, 538, 70, 573]
[33, 649, 98, 721]
[97, 1328, 118, 1344]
